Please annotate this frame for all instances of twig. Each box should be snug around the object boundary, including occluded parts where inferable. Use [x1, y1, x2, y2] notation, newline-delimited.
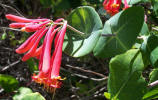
[137, 36, 146, 40]
[152, 27, 158, 31]
[1, 46, 14, 51]
[0, 27, 21, 31]
[148, 80, 158, 88]
[0, 60, 21, 72]
[73, 73, 107, 81]
[61, 67, 107, 81]
[0, 3, 24, 17]
[87, 82, 106, 94]
[65, 64, 106, 78]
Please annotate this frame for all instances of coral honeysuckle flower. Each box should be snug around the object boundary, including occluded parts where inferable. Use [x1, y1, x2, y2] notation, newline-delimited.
[103, 0, 129, 16]
[6, 14, 67, 92]
[32, 21, 67, 92]
[9, 23, 26, 28]
[6, 14, 33, 23]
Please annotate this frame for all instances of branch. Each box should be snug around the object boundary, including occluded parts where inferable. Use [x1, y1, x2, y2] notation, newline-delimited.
[0, 27, 21, 31]
[0, 3, 24, 17]
[61, 67, 107, 81]
[72, 73, 107, 81]
[0, 60, 21, 72]
[148, 80, 158, 88]
[65, 64, 106, 78]
[152, 27, 158, 31]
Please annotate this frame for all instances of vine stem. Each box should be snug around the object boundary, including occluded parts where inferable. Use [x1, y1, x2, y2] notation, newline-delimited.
[53, 22, 85, 35]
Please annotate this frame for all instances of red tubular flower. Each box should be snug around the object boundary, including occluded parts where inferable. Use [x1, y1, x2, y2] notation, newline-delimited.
[32, 21, 67, 91]
[9, 23, 26, 28]
[15, 29, 43, 54]
[103, 0, 129, 16]
[32, 45, 43, 57]
[49, 21, 67, 88]
[22, 28, 48, 61]
[6, 14, 33, 23]
[6, 14, 68, 92]
[24, 20, 51, 32]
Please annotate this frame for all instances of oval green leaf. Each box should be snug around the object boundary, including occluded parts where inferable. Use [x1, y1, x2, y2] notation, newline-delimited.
[141, 35, 158, 67]
[21, 92, 45, 100]
[0, 74, 19, 92]
[93, 7, 144, 58]
[13, 87, 33, 100]
[63, 6, 103, 57]
[108, 49, 147, 100]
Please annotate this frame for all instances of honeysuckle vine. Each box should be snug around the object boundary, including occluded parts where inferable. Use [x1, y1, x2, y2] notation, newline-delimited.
[5, 14, 82, 92]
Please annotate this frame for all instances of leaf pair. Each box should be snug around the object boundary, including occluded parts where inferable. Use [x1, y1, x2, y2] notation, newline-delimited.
[64, 6, 144, 58]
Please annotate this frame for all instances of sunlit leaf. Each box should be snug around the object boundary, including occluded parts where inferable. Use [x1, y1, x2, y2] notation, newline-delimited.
[108, 49, 147, 100]
[63, 6, 103, 57]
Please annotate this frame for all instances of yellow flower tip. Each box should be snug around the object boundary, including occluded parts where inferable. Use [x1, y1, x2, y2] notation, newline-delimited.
[54, 76, 66, 80]
[32, 74, 66, 93]
[21, 27, 26, 32]
[32, 73, 45, 84]
[111, 4, 119, 8]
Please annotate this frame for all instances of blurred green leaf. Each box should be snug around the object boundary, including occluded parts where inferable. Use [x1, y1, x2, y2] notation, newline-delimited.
[143, 88, 158, 100]
[104, 92, 111, 99]
[40, 0, 52, 7]
[63, 6, 103, 57]
[1, 32, 7, 40]
[149, 68, 158, 83]
[140, 22, 149, 35]
[76, 82, 89, 94]
[126, 0, 141, 5]
[151, 0, 158, 15]
[26, 58, 38, 73]
[0, 74, 19, 92]
[142, 68, 158, 100]
[108, 49, 147, 100]
[13, 87, 33, 100]
[141, 35, 158, 67]
[93, 7, 144, 58]
[21, 92, 45, 100]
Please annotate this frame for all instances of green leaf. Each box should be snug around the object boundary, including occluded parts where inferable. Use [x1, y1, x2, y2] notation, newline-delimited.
[151, 0, 158, 15]
[0, 74, 19, 92]
[126, 0, 141, 5]
[21, 92, 45, 100]
[104, 92, 111, 100]
[26, 58, 38, 73]
[93, 7, 144, 58]
[143, 68, 158, 100]
[108, 49, 147, 100]
[63, 6, 103, 57]
[143, 87, 158, 100]
[140, 22, 149, 35]
[13, 87, 33, 100]
[1, 32, 7, 40]
[141, 35, 158, 67]
[149, 68, 158, 83]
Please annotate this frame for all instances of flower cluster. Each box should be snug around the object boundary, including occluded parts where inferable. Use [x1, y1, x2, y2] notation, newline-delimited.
[103, 0, 129, 16]
[6, 14, 67, 92]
